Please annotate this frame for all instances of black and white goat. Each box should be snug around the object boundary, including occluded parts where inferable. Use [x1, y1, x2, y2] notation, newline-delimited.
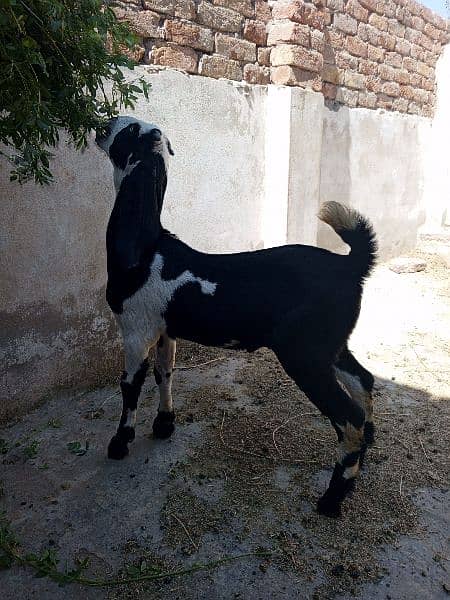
[95, 116, 377, 517]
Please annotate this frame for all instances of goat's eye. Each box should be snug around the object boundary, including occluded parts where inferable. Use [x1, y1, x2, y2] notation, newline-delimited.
[129, 123, 138, 133]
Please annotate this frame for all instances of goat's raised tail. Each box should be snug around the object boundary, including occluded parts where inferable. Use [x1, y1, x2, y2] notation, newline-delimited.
[318, 201, 378, 280]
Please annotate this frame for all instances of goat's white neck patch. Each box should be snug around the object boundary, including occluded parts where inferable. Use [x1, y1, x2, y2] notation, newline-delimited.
[114, 155, 140, 192]
[117, 253, 217, 341]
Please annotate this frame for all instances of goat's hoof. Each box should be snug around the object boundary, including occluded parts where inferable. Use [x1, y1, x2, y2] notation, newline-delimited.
[364, 421, 375, 446]
[317, 494, 342, 518]
[152, 411, 175, 439]
[107, 435, 129, 460]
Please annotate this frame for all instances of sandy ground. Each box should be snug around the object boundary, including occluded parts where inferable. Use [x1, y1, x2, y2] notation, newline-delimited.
[1, 234, 449, 599]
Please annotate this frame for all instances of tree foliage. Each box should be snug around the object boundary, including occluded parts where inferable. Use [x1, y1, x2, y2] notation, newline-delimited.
[0, 0, 150, 184]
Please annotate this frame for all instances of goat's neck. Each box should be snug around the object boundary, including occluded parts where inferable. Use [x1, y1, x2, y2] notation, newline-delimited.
[107, 158, 166, 275]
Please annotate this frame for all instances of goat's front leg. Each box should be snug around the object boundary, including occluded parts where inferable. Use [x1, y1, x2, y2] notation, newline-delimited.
[152, 334, 176, 439]
[108, 335, 153, 459]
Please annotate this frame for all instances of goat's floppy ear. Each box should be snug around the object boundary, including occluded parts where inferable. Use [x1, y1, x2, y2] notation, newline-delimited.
[167, 138, 174, 156]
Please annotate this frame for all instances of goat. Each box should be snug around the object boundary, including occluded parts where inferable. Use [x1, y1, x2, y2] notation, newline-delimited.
[95, 116, 377, 517]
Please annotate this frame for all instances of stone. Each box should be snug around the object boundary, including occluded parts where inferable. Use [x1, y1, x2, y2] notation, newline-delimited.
[389, 258, 427, 273]
[243, 19, 267, 46]
[197, 1, 244, 33]
[151, 44, 198, 73]
[165, 20, 214, 52]
[215, 33, 257, 62]
[199, 54, 242, 80]
[243, 63, 270, 84]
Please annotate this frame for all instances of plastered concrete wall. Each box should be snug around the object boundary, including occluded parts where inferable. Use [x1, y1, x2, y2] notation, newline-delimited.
[318, 102, 430, 257]
[422, 44, 450, 231]
[1, 65, 444, 420]
[0, 68, 270, 422]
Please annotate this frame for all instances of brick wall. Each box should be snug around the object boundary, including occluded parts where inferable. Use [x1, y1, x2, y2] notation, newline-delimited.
[114, 0, 449, 116]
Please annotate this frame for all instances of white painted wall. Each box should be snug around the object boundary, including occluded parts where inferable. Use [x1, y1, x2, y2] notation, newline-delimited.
[319, 105, 431, 258]
[1, 64, 447, 419]
[422, 44, 450, 232]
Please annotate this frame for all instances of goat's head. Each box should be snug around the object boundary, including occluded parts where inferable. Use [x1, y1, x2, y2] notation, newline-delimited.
[95, 116, 174, 174]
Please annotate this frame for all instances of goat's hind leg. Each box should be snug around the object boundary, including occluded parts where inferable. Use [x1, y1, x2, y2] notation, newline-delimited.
[335, 345, 375, 450]
[152, 334, 176, 439]
[108, 334, 153, 460]
[275, 348, 365, 517]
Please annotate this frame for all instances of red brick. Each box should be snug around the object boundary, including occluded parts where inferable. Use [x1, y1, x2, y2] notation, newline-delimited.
[366, 75, 382, 92]
[405, 27, 422, 45]
[334, 13, 358, 34]
[258, 47, 271, 66]
[256, 0, 272, 23]
[336, 50, 358, 69]
[114, 9, 163, 39]
[423, 23, 441, 40]
[395, 38, 412, 56]
[346, 0, 369, 22]
[392, 68, 410, 84]
[377, 93, 394, 109]
[378, 63, 395, 80]
[271, 0, 305, 22]
[174, 0, 196, 19]
[367, 44, 385, 62]
[399, 84, 414, 99]
[368, 13, 388, 31]
[142, 0, 174, 14]
[335, 86, 359, 106]
[410, 44, 424, 60]
[359, 59, 379, 75]
[215, 33, 256, 62]
[244, 19, 267, 46]
[303, 4, 326, 30]
[358, 90, 377, 107]
[382, 0, 397, 18]
[346, 35, 368, 57]
[327, 29, 346, 49]
[270, 64, 321, 89]
[197, 1, 243, 33]
[213, 0, 254, 18]
[381, 81, 400, 96]
[358, 23, 381, 45]
[199, 54, 242, 80]
[388, 18, 405, 38]
[344, 70, 366, 89]
[385, 51, 402, 68]
[379, 32, 396, 51]
[267, 21, 310, 47]
[326, 0, 344, 10]
[151, 43, 198, 73]
[407, 102, 421, 114]
[165, 20, 214, 52]
[271, 44, 323, 72]
[411, 15, 425, 31]
[392, 97, 409, 112]
[358, 0, 377, 12]
[243, 63, 270, 84]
